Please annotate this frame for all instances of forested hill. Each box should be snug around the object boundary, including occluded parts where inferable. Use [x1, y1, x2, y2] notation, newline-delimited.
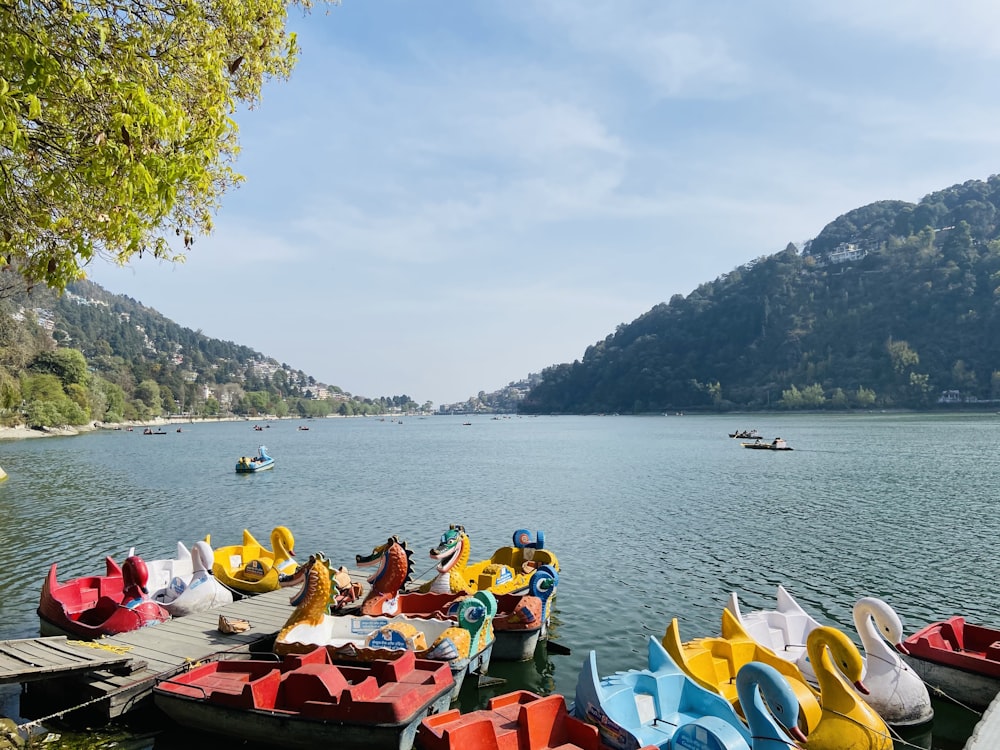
[1, 278, 421, 423]
[521, 175, 1000, 414]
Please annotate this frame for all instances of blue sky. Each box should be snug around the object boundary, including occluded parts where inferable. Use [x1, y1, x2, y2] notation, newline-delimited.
[86, 1, 1000, 407]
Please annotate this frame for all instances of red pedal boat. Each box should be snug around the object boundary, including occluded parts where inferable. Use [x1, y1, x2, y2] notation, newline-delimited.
[154, 646, 455, 750]
[38, 554, 170, 638]
[417, 690, 657, 750]
[901, 615, 1000, 709]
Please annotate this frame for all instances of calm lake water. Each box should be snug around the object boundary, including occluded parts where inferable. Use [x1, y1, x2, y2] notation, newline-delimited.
[1, 413, 998, 749]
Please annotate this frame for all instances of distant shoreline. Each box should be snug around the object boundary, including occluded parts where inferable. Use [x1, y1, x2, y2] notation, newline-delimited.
[0, 415, 269, 443]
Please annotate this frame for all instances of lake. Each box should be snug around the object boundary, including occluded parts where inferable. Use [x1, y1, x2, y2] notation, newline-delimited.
[1, 412, 997, 749]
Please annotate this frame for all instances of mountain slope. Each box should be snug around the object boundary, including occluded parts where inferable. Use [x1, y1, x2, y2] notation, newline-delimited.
[521, 175, 1000, 413]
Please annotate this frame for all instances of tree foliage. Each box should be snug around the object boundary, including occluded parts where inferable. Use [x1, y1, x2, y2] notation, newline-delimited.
[1, 0, 328, 290]
[521, 175, 1000, 413]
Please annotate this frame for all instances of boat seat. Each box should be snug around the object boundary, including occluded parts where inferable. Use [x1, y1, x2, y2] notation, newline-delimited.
[278, 663, 380, 713]
[985, 641, 1000, 661]
[204, 667, 281, 710]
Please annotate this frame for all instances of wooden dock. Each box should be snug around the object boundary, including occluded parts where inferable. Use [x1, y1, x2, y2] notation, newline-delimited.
[0, 637, 140, 684]
[16, 583, 309, 722]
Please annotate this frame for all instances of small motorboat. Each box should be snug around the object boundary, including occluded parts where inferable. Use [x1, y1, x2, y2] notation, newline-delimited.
[572, 636, 806, 750]
[901, 616, 1000, 709]
[741, 437, 792, 450]
[275, 554, 496, 700]
[209, 527, 297, 594]
[418, 690, 613, 750]
[147, 540, 234, 617]
[420, 526, 560, 597]
[236, 445, 274, 472]
[357, 535, 560, 661]
[38, 554, 170, 638]
[727, 586, 933, 726]
[153, 645, 454, 750]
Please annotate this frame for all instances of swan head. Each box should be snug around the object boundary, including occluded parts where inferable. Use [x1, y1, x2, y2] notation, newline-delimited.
[271, 526, 296, 559]
[736, 661, 808, 745]
[192, 540, 215, 574]
[854, 596, 907, 652]
[809, 626, 868, 692]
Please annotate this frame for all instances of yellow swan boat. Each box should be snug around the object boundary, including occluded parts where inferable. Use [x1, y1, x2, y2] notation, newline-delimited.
[207, 526, 297, 594]
[664, 609, 892, 748]
[664, 609, 821, 735]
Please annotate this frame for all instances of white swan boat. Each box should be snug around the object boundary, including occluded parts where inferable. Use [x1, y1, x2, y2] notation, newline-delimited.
[727, 586, 933, 727]
[144, 541, 234, 617]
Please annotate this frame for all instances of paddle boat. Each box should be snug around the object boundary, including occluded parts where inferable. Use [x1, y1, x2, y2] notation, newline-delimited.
[418, 690, 631, 750]
[740, 437, 792, 450]
[358, 535, 560, 661]
[154, 645, 454, 750]
[208, 526, 297, 594]
[572, 635, 806, 750]
[727, 586, 933, 726]
[419, 526, 560, 597]
[900, 615, 1000, 709]
[665, 611, 892, 749]
[38, 553, 170, 638]
[146, 540, 234, 617]
[236, 445, 274, 472]
[274, 554, 496, 700]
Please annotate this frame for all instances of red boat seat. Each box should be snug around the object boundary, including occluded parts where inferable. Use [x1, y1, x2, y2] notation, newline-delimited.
[985, 641, 1000, 661]
[418, 691, 606, 750]
[203, 668, 282, 710]
[279, 662, 381, 710]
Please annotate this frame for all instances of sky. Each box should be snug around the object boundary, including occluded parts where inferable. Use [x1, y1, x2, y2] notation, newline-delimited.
[85, 1, 1000, 408]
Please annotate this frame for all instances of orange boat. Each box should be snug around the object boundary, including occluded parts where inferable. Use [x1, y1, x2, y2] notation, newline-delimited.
[417, 690, 657, 750]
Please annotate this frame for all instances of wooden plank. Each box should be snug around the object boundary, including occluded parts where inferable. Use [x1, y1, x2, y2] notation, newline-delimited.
[10, 569, 402, 719]
[0, 637, 135, 684]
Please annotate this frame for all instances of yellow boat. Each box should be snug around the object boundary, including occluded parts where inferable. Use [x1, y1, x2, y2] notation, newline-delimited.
[420, 527, 559, 597]
[207, 527, 297, 595]
[663, 609, 821, 735]
[664, 609, 892, 748]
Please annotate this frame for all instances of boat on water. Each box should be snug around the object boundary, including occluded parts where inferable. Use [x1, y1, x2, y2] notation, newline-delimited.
[741, 437, 792, 451]
[143, 427, 168, 435]
[664, 611, 893, 748]
[209, 526, 297, 594]
[38, 554, 170, 638]
[418, 690, 613, 750]
[728, 430, 762, 439]
[145, 540, 234, 617]
[356, 535, 560, 661]
[419, 526, 560, 597]
[236, 445, 274, 472]
[153, 645, 454, 750]
[727, 586, 933, 727]
[901, 616, 1000, 709]
[274, 554, 496, 700]
[572, 635, 805, 750]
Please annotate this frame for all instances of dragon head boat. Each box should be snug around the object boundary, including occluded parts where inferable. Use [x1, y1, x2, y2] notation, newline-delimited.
[358, 535, 559, 661]
[38, 553, 170, 638]
[208, 526, 297, 595]
[419, 526, 560, 597]
[275, 553, 496, 699]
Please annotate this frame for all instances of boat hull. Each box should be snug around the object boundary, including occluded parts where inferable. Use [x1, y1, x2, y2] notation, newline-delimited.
[901, 654, 1000, 709]
[154, 648, 454, 750]
[155, 688, 451, 750]
[901, 616, 1000, 709]
[492, 628, 540, 662]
